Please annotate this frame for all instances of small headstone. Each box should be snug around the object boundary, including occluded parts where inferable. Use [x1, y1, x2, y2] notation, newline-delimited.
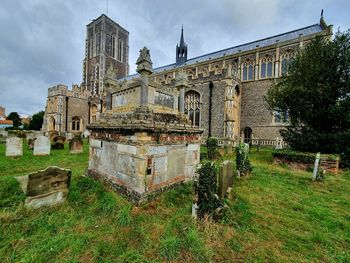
[275, 137, 283, 150]
[52, 135, 65, 150]
[82, 130, 90, 138]
[0, 129, 8, 137]
[6, 137, 23, 157]
[16, 166, 71, 208]
[192, 203, 198, 219]
[66, 132, 73, 141]
[218, 160, 234, 199]
[33, 136, 50, 156]
[26, 132, 35, 141]
[69, 136, 83, 154]
[312, 152, 321, 181]
[28, 138, 36, 150]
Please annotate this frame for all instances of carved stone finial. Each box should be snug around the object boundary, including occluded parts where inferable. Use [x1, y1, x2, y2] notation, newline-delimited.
[136, 47, 153, 74]
[175, 70, 189, 88]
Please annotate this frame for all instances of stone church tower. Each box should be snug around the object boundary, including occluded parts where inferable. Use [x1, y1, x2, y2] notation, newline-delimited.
[82, 14, 129, 95]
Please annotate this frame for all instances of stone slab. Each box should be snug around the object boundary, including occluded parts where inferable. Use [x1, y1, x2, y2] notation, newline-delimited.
[33, 136, 50, 156]
[6, 137, 23, 157]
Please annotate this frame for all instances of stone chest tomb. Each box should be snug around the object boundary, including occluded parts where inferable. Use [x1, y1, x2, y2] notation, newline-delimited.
[87, 47, 203, 203]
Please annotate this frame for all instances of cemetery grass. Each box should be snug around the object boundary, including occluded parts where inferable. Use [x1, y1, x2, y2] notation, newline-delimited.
[0, 143, 349, 262]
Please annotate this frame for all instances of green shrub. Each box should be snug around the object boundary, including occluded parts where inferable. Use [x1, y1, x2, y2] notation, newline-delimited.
[207, 137, 220, 160]
[272, 149, 340, 164]
[236, 143, 252, 177]
[195, 161, 223, 219]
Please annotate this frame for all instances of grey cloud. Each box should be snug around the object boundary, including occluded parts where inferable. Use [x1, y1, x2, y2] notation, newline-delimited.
[0, 0, 349, 115]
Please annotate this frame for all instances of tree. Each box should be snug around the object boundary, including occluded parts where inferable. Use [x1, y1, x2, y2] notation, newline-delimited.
[265, 30, 350, 155]
[28, 111, 44, 130]
[6, 112, 22, 128]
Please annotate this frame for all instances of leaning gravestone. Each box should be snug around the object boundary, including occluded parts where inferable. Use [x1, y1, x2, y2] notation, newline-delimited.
[6, 137, 23, 157]
[33, 136, 50, 156]
[218, 160, 233, 199]
[16, 166, 71, 208]
[69, 136, 83, 154]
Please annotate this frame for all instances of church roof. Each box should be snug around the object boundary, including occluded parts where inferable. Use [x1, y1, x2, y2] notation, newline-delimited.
[123, 23, 323, 80]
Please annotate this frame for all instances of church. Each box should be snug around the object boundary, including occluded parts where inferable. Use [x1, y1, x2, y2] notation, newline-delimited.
[42, 14, 333, 143]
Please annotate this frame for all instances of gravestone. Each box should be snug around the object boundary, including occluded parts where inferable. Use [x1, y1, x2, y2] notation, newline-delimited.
[275, 137, 283, 150]
[0, 129, 8, 137]
[218, 160, 233, 199]
[16, 166, 71, 208]
[6, 137, 23, 157]
[66, 132, 73, 141]
[33, 136, 50, 156]
[26, 132, 35, 141]
[82, 130, 90, 138]
[312, 152, 321, 181]
[28, 138, 36, 150]
[52, 135, 65, 149]
[69, 136, 83, 154]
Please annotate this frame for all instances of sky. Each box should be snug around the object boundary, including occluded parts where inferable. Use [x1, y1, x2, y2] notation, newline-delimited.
[0, 0, 349, 116]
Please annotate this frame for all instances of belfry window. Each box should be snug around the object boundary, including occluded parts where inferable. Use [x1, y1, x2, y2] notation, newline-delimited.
[185, 91, 200, 127]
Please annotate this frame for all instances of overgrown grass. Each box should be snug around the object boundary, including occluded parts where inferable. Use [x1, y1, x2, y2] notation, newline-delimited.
[0, 142, 349, 262]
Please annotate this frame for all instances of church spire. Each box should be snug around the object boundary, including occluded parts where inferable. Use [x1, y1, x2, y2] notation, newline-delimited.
[176, 25, 188, 65]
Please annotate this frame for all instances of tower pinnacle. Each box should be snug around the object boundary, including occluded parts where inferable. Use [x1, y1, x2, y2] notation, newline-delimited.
[176, 25, 188, 65]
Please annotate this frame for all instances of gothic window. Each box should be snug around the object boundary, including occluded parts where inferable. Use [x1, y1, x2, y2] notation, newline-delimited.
[235, 85, 240, 96]
[96, 32, 101, 54]
[243, 127, 252, 143]
[281, 51, 295, 75]
[72, 116, 81, 131]
[118, 40, 123, 62]
[112, 36, 116, 58]
[242, 61, 254, 81]
[185, 91, 200, 127]
[273, 111, 289, 124]
[106, 34, 113, 57]
[260, 56, 274, 78]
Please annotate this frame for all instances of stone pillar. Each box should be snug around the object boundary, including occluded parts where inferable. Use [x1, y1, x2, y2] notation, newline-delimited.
[255, 50, 259, 80]
[175, 71, 189, 114]
[274, 46, 280, 78]
[136, 47, 153, 106]
[106, 91, 112, 110]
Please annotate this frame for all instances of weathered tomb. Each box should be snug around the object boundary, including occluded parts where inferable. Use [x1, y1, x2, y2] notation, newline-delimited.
[69, 136, 83, 154]
[16, 166, 71, 208]
[6, 137, 23, 157]
[51, 135, 66, 149]
[87, 47, 203, 203]
[33, 135, 50, 156]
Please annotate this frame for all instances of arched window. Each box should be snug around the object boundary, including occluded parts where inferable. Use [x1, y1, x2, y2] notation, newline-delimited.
[243, 127, 252, 143]
[72, 116, 81, 131]
[90, 104, 98, 123]
[235, 85, 240, 97]
[49, 117, 56, 131]
[185, 91, 200, 127]
[260, 56, 274, 78]
[242, 61, 254, 81]
[281, 51, 295, 75]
